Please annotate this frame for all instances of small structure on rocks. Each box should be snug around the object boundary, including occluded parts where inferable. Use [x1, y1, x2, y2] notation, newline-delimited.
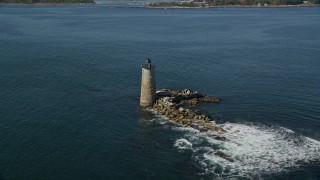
[140, 58, 156, 107]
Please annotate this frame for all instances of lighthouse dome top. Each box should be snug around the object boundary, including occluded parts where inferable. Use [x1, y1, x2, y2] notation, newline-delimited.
[142, 58, 155, 69]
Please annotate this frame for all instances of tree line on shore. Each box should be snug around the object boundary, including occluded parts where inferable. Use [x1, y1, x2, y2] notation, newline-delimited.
[207, 0, 319, 5]
[0, 0, 94, 4]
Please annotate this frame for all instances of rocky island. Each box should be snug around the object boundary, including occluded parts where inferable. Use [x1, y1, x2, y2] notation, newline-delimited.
[152, 89, 226, 133]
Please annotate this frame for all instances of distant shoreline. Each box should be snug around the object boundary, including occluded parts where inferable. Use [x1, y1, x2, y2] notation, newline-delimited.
[2, 2, 320, 7]
[102, 3, 320, 9]
[145, 4, 320, 9]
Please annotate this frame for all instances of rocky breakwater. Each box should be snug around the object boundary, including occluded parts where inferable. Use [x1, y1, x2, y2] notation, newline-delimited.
[151, 89, 226, 133]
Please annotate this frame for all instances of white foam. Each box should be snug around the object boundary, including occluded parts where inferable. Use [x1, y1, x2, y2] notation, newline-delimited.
[174, 138, 193, 150]
[170, 122, 320, 178]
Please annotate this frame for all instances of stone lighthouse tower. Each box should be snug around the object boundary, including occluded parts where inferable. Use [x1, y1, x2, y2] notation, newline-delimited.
[140, 58, 156, 107]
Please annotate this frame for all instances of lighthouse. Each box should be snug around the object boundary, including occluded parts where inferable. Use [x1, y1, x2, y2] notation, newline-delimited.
[140, 58, 156, 107]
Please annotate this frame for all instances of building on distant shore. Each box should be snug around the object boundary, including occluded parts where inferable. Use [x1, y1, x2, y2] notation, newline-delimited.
[179, 0, 194, 3]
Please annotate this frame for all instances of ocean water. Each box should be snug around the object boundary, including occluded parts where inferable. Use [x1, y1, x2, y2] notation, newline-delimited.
[0, 5, 320, 179]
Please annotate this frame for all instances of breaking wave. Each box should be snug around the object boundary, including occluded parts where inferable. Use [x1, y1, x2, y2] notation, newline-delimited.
[167, 120, 320, 178]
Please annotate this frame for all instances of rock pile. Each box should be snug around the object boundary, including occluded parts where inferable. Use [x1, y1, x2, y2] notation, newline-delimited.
[152, 89, 226, 133]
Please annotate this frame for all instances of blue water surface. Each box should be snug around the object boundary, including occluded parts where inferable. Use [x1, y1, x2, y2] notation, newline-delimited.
[0, 5, 320, 179]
